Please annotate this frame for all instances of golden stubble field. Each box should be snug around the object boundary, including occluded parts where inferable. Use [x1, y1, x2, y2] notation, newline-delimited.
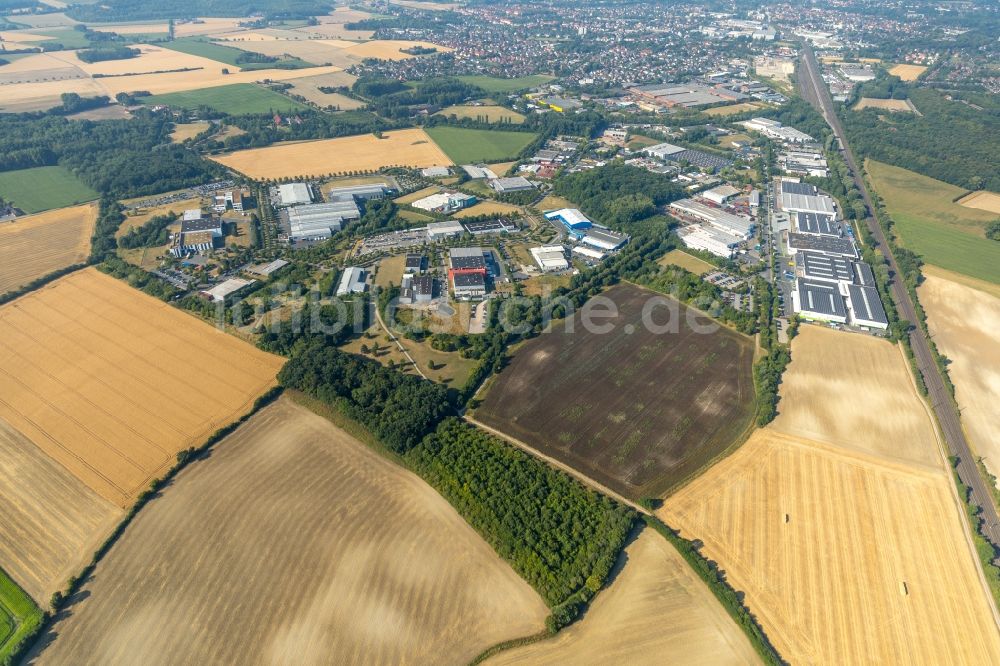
[212, 128, 453, 179]
[661, 327, 1000, 664]
[0, 268, 284, 507]
[918, 269, 1000, 486]
[0, 417, 122, 603]
[958, 190, 1000, 215]
[0, 45, 345, 109]
[488, 529, 759, 665]
[889, 63, 928, 81]
[0, 203, 97, 295]
[768, 325, 940, 467]
[854, 97, 915, 112]
[31, 397, 548, 665]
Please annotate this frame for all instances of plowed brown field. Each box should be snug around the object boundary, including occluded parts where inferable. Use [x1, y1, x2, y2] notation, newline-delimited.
[661, 327, 1000, 664]
[30, 397, 548, 665]
[0, 417, 121, 603]
[0, 203, 97, 295]
[0, 268, 284, 506]
[487, 529, 760, 665]
[212, 128, 452, 179]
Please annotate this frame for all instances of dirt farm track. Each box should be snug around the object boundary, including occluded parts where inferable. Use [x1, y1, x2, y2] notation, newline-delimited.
[29, 397, 547, 665]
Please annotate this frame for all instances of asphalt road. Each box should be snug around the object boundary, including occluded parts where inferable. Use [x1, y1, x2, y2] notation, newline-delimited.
[798, 45, 1000, 547]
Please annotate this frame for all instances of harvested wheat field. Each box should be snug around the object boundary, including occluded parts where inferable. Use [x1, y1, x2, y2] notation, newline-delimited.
[285, 71, 362, 108]
[169, 121, 210, 142]
[918, 270, 1000, 486]
[90, 23, 169, 35]
[0, 268, 284, 506]
[173, 17, 248, 37]
[0, 417, 122, 604]
[0, 203, 97, 295]
[340, 39, 451, 61]
[854, 97, 915, 112]
[219, 38, 359, 66]
[30, 397, 548, 665]
[452, 201, 521, 218]
[958, 190, 1000, 215]
[889, 63, 927, 81]
[488, 529, 759, 665]
[662, 427, 1000, 665]
[769, 325, 940, 467]
[212, 128, 452, 179]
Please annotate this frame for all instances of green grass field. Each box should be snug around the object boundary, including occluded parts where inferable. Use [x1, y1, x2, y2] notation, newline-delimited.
[36, 28, 93, 49]
[161, 38, 314, 70]
[425, 126, 537, 164]
[866, 159, 1000, 284]
[0, 568, 44, 663]
[0, 166, 98, 214]
[456, 74, 555, 93]
[141, 83, 309, 115]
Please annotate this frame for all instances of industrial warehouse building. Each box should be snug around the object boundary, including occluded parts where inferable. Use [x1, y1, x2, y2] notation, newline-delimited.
[780, 180, 837, 215]
[490, 176, 535, 193]
[545, 208, 593, 233]
[336, 267, 367, 296]
[741, 117, 815, 144]
[847, 284, 888, 329]
[582, 227, 628, 251]
[644, 143, 733, 170]
[787, 232, 857, 258]
[278, 182, 313, 207]
[463, 218, 518, 235]
[793, 279, 848, 324]
[410, 191, 476, 214]
[426, 220, 465, 240]
[400, 274, 434, 304]
[449, 247, 489, 299]
[701, 184, 741, 205]
[327, 183, 391, 201]
[530, 245, 570, 272]
[201, 277, 256, 303]
[288, 201, 360, 242]
[799, 251, 855, 283]
[668, 198, 754, 239]
[794, 211, 842, 236]
[677, 225, 742, 258]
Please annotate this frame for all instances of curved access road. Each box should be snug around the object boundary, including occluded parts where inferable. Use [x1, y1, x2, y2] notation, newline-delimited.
[798, 44, 1000, 548]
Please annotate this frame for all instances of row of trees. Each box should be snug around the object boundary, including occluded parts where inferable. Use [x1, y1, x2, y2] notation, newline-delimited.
[408, 419, 635, 628]
[117, 212, 177, 249]
[77, 46, 139, 63]
[277, 343, 452, 455]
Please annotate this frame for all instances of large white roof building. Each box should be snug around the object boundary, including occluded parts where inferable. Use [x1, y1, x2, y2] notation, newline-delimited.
[278, 182, 313, 207]
[530, 245, 570, 272]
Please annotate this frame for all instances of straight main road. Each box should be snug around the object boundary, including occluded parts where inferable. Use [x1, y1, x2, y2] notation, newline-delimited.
[798, 44, 1000, 548]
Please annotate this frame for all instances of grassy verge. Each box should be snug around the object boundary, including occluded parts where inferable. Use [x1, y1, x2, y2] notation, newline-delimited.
[951, 457, 1000, 611]
[0, 569, 43, 666]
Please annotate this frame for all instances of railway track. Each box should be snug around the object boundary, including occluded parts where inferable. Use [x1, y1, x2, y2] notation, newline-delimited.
[797, 44, 1000, 548]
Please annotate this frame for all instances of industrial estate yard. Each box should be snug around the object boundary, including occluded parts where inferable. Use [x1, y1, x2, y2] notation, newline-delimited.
[30, 398, 548, 665]
[0, 269, 284, 506]
[476, 283, 756, 499]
